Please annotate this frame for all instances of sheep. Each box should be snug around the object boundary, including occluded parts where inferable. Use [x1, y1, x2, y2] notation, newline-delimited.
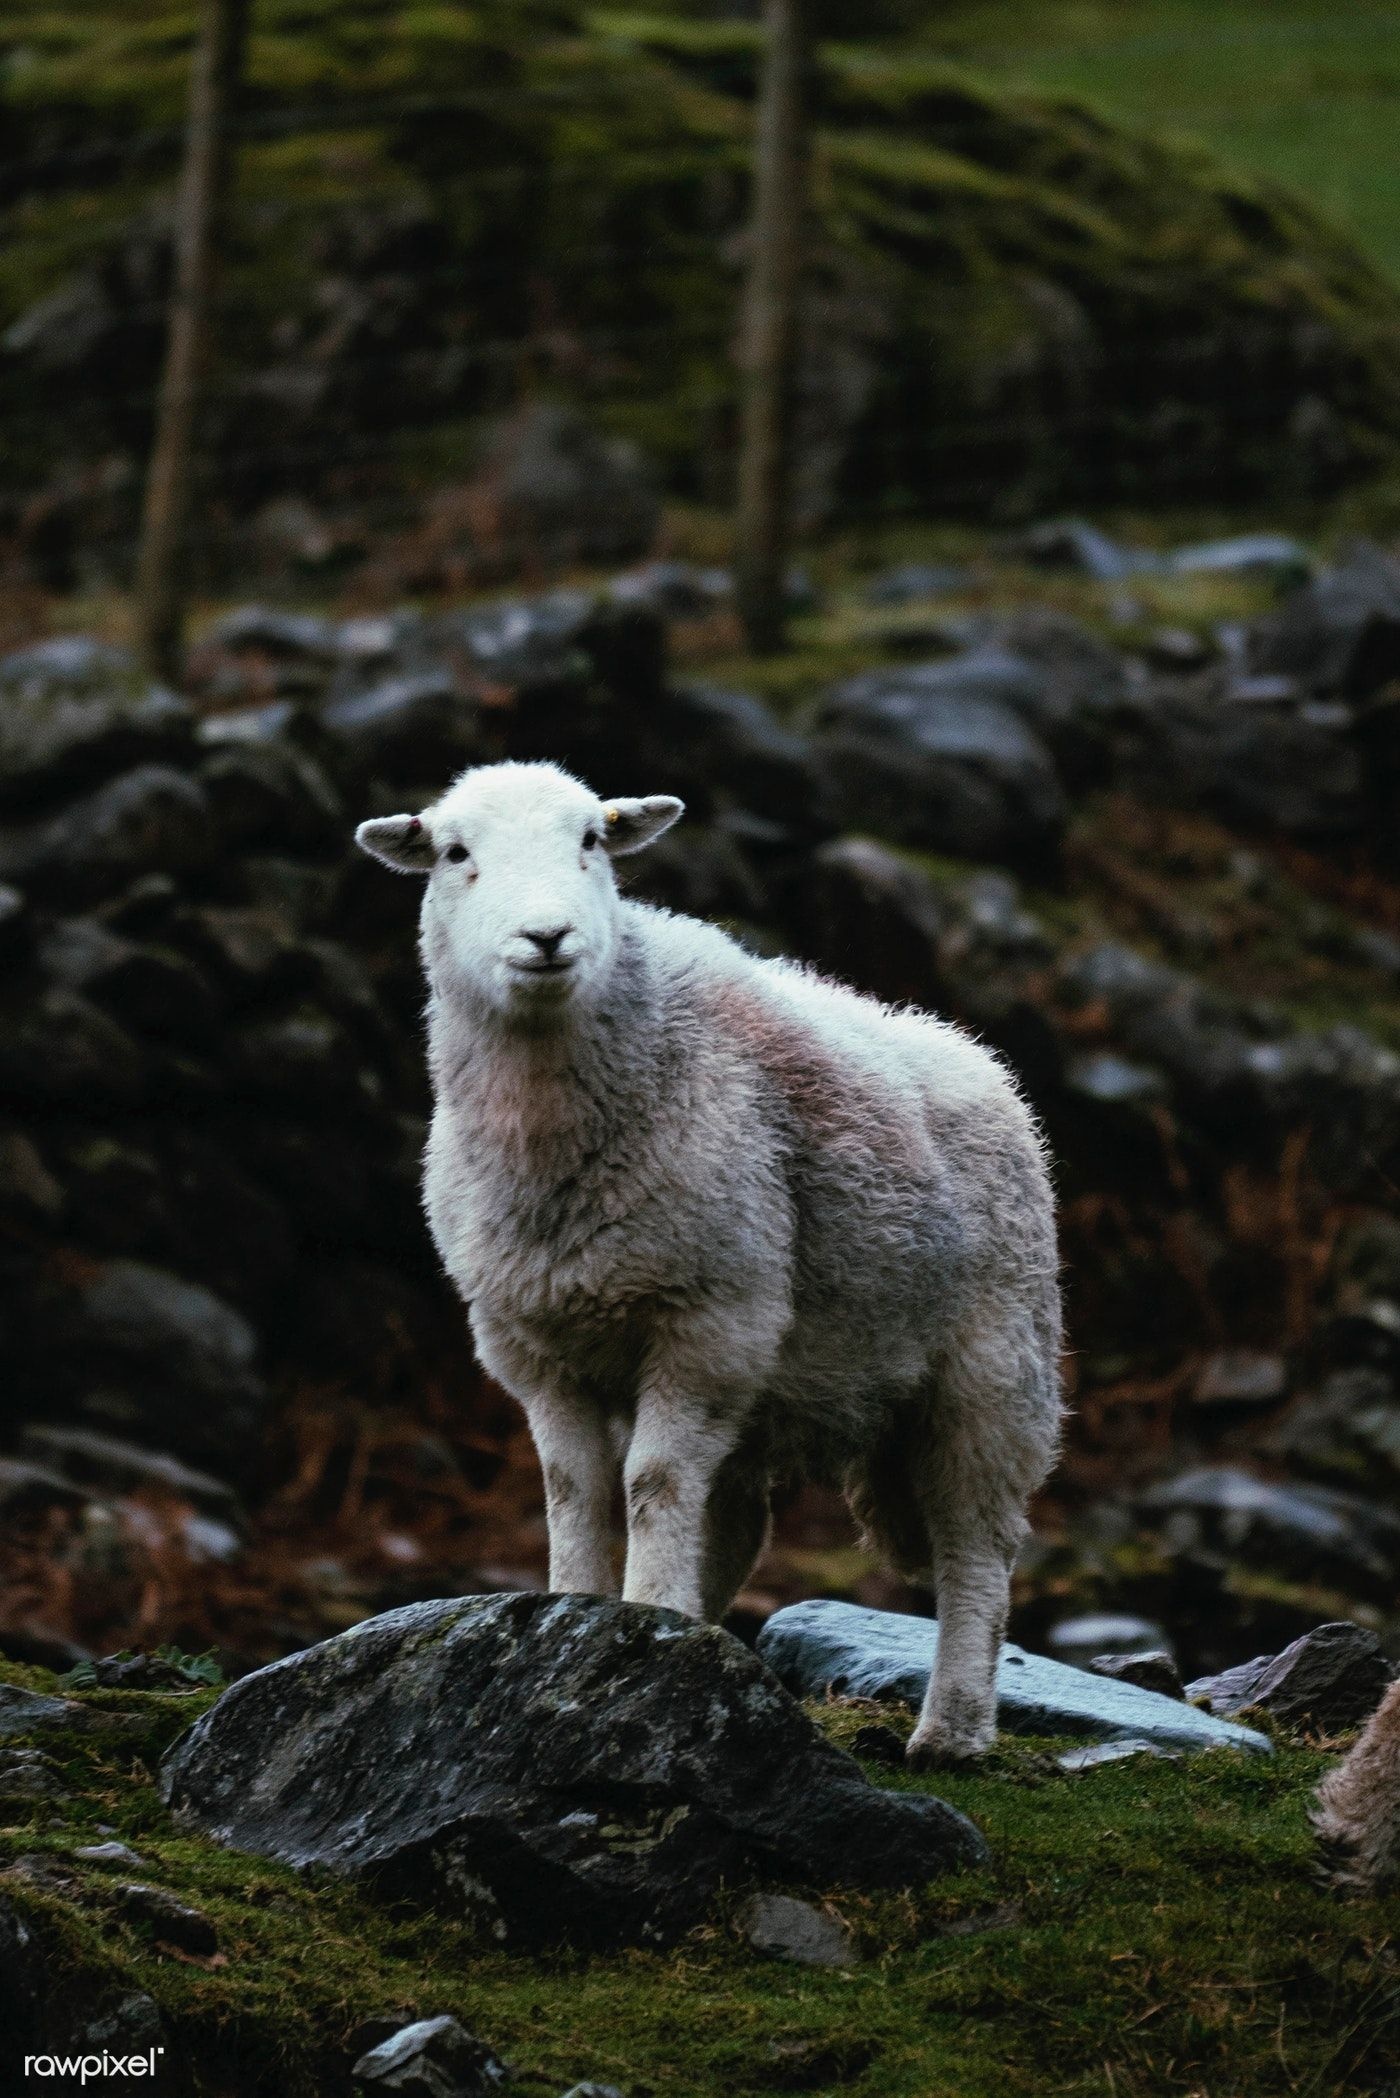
[355, 759, 1063, 1762]
[1313, 1678, 1400, 1895]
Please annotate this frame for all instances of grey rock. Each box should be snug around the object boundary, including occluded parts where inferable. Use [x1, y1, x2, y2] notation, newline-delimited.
[0, 1459, 91, 1516]
[19, 1426, 242, 1523]
[814, 653, 1065, 867]
[1047, 1614, 1169, 1666]
[1138, 1467, 1400, 1595]
[73, 1841, 147, 1869]
[1270, 1368, 1400, 1490]
[1249, 539, 1400, 698]
[0, 640, 192, 808]
[0, 984, 146, 1107]
[1005, 518, 1158, 582]
[35, 1258, 269, 1474]
[609, 558, 732, 619]
[200, 741, 344, 854]
[0, 764, 212, 906]
[117, 1884, 218, 1954]
[558, 2086, 624, 2098]
[322, 671, 483, 778]
[1064, 1053, 1168, 1108]
[161, 1593, 986, 1949]
[39, 915, 220, 1040]
[1057, 1738, 1176, 1771]
[794, 837, 947, 1011]
[1086, 1652, 1185, 1701]
[0, 1129, 63, 1225]
[0, 1685, 144, 1741]
[741, 1892, 855, 1968]
[210, 606, 340, 662]
[1128, 673, 1364, 839]
[850, 1723, 906, 1767]
[659, 682, 823, 830]
[196, 700, 298, 746]
[1192, 1351, 1288, 1409]
[1169, 535, 1310, 582]
[756, 1601, 1268, 1755]
[71, 1990, 166, 2059]
[353, 2015, 509, 2097]
[0, 1749, 65, 1804]
[1187, 1621, 1393, 1732]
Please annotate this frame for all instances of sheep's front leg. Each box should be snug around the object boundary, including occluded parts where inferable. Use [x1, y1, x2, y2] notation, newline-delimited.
[521, 1391, 620, 1597]
[622, 1392, 744, 1620]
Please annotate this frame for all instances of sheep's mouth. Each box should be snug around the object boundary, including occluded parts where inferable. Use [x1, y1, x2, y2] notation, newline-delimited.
[508, 956, 577, 977]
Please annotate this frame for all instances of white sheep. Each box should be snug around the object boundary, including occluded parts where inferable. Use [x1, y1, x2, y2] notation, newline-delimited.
[356, 759, 1062, 1761]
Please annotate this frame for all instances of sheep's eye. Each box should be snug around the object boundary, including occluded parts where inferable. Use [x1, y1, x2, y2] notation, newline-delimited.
[445, 844, 469, 864]
[582, 828, 600, 852]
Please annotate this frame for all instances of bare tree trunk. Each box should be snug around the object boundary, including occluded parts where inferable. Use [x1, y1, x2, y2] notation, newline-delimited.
[133, 0, 248, 681]
[734, 0, 810, 657]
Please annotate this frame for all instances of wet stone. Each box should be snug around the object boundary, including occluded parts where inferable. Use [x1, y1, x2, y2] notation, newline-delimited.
[352, 2014, 510, 2096]
[757, 1601, 1268, 1755]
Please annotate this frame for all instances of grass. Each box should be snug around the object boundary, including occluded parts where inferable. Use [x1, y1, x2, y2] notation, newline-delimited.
[908, 1, 1400, 281]
[2, 1663, 1397, 2097]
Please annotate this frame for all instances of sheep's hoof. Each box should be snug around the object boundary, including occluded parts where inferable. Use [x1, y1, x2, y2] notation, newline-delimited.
[905, 1723, 994, 1770]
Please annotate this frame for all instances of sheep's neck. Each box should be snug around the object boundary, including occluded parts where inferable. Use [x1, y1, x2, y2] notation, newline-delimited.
[429, 970, 661, 1185]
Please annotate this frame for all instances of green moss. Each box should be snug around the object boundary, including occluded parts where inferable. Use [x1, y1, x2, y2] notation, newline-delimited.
[2, 1674, 1396, 2097]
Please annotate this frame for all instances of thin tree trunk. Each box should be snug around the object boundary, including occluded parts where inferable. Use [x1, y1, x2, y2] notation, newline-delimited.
[734, 0, 810, 657]
[133, 0, 248, 681]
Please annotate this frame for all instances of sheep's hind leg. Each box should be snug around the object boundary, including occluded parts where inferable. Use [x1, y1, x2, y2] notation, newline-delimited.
[699, 1446, 772, 1623]
[904, 1320, 1056, 1767]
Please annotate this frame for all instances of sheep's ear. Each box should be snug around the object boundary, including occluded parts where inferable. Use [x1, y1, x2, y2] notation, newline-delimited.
[601, 795, 684, 856]
[355, 813, 436, 873]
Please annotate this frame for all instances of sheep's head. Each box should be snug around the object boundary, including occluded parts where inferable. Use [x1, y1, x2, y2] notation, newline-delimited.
[355, 761, 682, 1020]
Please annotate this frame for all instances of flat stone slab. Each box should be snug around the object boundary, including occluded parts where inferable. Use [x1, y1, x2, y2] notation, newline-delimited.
[755, 1601, 1272, 1756]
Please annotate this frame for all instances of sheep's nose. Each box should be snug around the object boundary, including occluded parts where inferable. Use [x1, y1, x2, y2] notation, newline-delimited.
[521, 925, 571, 960]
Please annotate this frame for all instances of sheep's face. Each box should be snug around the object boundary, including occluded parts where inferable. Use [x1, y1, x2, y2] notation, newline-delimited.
[355, 761, 682, 1021]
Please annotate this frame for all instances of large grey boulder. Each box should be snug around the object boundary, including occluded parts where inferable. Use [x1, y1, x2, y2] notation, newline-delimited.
[161, 1593, 985, 1948]
[756, 1601, 1271, 1755]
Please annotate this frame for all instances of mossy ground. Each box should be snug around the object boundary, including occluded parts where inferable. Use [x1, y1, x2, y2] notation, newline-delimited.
[2, 1661, 1396, 2097]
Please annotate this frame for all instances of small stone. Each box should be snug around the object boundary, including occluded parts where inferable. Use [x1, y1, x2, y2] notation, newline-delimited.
[741, 1892, 855, 1969]
[1192, 1350, 1288, 1409]
[850, 1724, 906, 1767]
[74, 1841, 146, 1869]
[1047, 1614, 1169, 1667]
[1087, 1652, 1185, 1701]
[117, 1883, 219, 1955]
[0, 1684, 143, 1741]
[1057, 1739, 1176, 1772]
[352, 2014, 510, 2096]
[1189, 1621, 1393, 1734]
[0, 1750, 64, 1805]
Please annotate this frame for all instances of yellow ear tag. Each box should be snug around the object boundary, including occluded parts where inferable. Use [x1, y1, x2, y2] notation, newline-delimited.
[605, 806, 619, 825]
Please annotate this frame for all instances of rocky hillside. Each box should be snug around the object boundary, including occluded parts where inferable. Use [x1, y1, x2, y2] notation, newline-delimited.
[4, 2, 1400, 589]
[3, 524, 1400, 1681]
